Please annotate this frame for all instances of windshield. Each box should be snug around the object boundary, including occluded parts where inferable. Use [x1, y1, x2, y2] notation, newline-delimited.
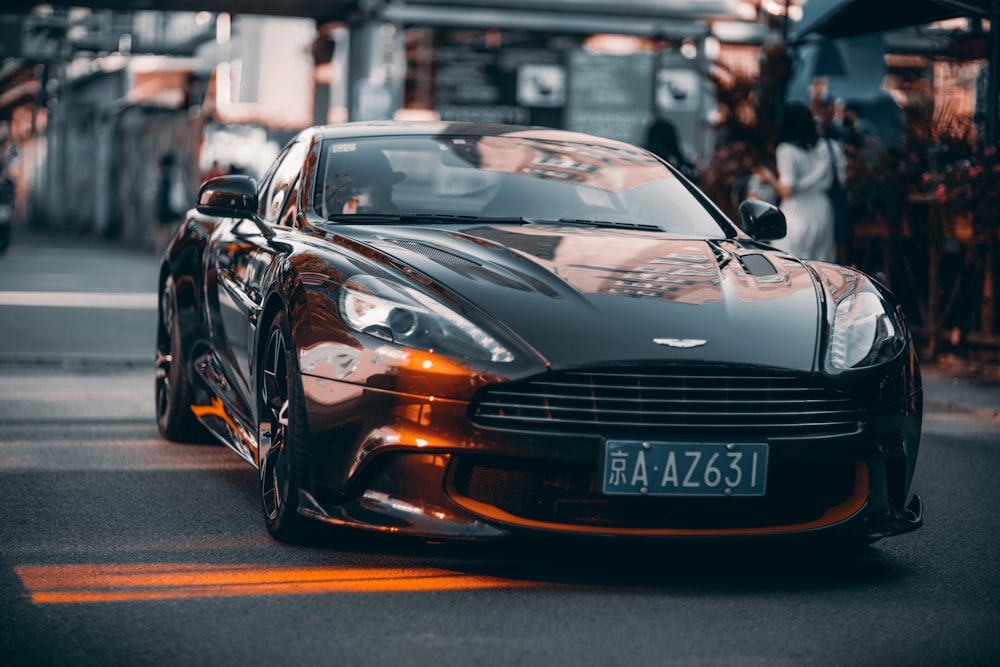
[313, 134, 730, 237]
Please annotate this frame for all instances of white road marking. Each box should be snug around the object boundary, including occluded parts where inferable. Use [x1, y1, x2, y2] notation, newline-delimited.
[0, 291, 157, 309]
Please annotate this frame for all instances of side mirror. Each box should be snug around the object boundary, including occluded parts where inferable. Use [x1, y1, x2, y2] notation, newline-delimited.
[196, 175, 258, 219]
[737, 199, 786, 242]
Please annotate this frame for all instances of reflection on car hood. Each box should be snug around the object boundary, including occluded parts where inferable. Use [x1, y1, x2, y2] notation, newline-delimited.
[338, 224, 823, 371]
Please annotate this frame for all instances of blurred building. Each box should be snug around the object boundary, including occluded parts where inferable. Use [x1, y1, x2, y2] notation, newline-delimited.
[0, 6, 317, 245]
[0, 1, 750, 246]
[0, 0, 991, 246]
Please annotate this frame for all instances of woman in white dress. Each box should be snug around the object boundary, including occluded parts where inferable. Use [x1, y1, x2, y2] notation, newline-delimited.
[754, 102, 846, 263]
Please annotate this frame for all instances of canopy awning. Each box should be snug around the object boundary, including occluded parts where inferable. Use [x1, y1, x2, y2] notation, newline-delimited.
[794, 0, 994, 41]
[794, 0, 1000, 145]
[378, 3, 711, 38]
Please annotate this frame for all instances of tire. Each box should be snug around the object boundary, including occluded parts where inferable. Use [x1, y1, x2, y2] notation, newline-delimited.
[258, 309, 313, 543]
[155, 275, 211, 443]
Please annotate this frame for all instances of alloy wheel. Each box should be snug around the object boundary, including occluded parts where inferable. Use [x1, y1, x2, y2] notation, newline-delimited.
[154, 277, 176, 425]
[260, 327, 291, 521]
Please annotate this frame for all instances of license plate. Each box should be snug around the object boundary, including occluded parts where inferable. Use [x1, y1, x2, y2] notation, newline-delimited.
[601, 440, 768, 497]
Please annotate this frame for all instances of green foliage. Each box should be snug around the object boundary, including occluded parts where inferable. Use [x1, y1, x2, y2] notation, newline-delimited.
[701, 62, 769, 218]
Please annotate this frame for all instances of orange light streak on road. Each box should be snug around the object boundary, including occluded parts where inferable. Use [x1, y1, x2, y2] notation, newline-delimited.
[15, 563, 547, 604]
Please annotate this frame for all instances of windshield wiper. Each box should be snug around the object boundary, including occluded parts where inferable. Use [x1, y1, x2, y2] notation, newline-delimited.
[551, 218, 663, 232]
[399, 214, 541, 225]
[325, 213, 664, 231]
[401, 213, 500, 223]
[325, 213, 533, 225]
[326, 213, 403, 223]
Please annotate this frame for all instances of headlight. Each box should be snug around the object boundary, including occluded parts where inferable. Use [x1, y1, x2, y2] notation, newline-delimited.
[828, 290, 904, 370]
[339, 274, 513, 363]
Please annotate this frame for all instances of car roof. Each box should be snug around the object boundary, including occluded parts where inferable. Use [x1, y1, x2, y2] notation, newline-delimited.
[309, 120, 640, 149]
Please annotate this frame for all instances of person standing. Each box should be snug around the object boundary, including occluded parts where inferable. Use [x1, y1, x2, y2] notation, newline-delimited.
[753, 102, 845, 263]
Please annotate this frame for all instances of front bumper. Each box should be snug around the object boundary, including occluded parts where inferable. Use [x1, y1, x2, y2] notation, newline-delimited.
[297, 371, 923, 544]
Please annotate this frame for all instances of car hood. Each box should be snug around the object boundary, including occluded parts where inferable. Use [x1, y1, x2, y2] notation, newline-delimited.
[336, 224, 825, 372]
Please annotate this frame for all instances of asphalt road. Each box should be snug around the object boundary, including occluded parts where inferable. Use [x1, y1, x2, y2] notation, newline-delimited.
[0, 227, 998, 667]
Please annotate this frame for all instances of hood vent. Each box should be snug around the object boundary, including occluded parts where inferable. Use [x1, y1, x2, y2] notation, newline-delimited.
[740, 253, 778, 277]
[386, 239, 481, 269]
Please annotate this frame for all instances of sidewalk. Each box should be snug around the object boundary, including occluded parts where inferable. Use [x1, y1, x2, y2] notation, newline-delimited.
[921, 355, 1000, 425]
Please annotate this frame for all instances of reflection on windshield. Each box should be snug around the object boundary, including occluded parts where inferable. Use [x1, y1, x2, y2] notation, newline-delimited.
[469, 135, 665, 190]
[315, 133, 727, 237]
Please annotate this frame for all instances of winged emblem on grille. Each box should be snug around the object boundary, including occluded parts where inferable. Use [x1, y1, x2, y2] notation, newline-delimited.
[653, 338, 707, 348]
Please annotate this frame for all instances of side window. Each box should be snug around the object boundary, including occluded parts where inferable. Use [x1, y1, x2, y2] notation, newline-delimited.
[259, 141, 308, 224]
[255, 148, 287, 216]
[277, 175, 300, 228]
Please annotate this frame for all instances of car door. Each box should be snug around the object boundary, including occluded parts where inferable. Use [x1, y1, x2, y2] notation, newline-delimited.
[208, 140, 307, 429]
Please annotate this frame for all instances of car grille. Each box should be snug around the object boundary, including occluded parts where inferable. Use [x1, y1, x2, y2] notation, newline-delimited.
[451, 456, 859, 530]
[470, 367, 860, 439]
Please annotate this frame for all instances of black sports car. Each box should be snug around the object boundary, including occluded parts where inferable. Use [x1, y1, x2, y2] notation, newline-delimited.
[156, 121, 923, 546]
